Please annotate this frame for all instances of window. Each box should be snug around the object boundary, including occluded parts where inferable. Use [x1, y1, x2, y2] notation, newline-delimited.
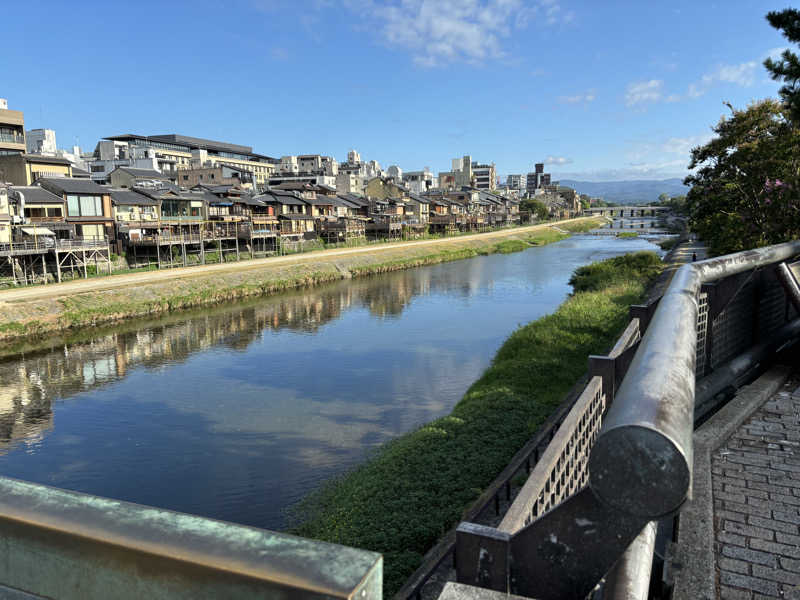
[91, 165, 105, 173]
[67, 194, 103, 217]
[183, 175, 188, 181]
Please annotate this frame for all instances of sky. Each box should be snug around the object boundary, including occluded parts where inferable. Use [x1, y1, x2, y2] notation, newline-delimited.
[2, 0, 794, 181]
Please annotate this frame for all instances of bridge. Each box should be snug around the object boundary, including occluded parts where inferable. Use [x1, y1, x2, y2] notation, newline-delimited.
[584, 205, 672, 218]
[0, 239, 797, 599]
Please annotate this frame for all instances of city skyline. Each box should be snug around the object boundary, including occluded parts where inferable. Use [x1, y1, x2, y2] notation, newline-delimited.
[3, 0, 792, 180]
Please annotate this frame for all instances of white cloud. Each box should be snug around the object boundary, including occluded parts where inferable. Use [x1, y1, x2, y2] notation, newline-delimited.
[685, 60, 757, 98]
[764, 46, 789, 61]
[558, 90, 595, 104]
[344, 0, 573, 67]
[555, 160, 689, 182]
[661, 134, 713, 156]
[625, 80, 663, 107]
[544, 156, 573, 165]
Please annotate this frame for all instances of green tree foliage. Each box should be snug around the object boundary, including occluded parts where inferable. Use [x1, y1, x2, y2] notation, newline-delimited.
[684, 99, 800, 255]
[520, 198, 550, 220]
[764, 9, 800, 122]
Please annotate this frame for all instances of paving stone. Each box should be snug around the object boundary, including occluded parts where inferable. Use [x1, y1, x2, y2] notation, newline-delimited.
[719, 571, 779, 596]
[724, 521, 775, 541]
[720, 556, 752, 575]
[752, 565, 800, 586]
[722, 545, 777, 568]
[719, 585, 753, 599]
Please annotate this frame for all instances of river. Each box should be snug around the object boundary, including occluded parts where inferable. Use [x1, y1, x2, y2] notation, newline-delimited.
[0, 235, 659, 530]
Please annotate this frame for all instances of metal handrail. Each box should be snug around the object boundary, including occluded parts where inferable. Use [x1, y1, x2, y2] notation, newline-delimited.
[589, 240, 800, 519]
[0, 477, 382, 599]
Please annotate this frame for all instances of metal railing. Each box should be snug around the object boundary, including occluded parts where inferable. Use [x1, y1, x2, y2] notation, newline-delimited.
[0, 133, 25, 145]
[0, 477, 381, 599]
[452, 240, 800, 599]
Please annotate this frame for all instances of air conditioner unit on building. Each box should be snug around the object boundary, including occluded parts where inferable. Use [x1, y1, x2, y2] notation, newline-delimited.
[11, 216, 24, 224]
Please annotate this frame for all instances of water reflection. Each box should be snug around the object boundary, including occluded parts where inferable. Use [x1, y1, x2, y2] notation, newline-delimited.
[0, 236, 661, 529]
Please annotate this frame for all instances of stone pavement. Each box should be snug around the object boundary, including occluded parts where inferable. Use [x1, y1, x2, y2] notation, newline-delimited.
[712, 371, 800, 599]
[670, 237, 708, 264]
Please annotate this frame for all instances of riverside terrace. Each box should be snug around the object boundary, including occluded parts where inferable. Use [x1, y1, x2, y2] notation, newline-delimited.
[0, 179, 536, 286]
[0, 241, 796, 598]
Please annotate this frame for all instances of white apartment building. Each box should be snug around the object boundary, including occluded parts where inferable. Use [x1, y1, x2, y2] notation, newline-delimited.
[402, 168, 437, 194]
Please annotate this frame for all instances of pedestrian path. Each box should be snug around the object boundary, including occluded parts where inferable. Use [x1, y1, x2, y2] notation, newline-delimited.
[712, 371, 800, 599]
[670, 237, 708, 263]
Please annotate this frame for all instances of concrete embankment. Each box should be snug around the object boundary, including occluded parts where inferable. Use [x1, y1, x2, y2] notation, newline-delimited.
[0, 218, 602, 346]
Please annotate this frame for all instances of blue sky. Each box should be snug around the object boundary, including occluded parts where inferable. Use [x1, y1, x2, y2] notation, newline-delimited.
[3, 0, 793, 181]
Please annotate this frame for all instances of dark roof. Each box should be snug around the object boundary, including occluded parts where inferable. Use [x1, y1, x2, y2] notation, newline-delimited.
[278, 213, 314, 220]
[38, 177, 109, 195]
[21, 154, 73, 166]
[104, 134, 276, 162]
[235, 195, 265, 207]
[8, 186, 64, 204]
[71, 166, 91, 178]
[303, 196, 334, 205]
[113, 167, 167, 179]
[253, 191, 306, 206]
[337, 193, 369, 207]
[407, 192, 429, 204]
[109, 188, 160, 206]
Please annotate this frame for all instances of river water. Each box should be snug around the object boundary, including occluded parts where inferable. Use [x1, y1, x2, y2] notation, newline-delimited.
[0, 235, 659, 530]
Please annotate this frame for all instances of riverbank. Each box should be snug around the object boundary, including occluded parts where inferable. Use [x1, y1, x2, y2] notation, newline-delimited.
[0, 218, 603, 347]
[291, 251, 664, 595]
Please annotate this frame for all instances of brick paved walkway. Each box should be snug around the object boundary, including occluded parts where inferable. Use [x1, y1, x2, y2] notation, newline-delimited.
[712, 374, 800, 599]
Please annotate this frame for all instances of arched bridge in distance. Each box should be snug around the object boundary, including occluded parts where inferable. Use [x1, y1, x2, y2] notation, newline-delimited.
[583, 205, 672, 218]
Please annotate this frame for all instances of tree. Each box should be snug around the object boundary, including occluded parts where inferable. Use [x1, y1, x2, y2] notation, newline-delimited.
[684, 99, 800, 255]
[520, 198, 550, 221]
[764, 9, 800, 122]
[657, 192, 670, 204]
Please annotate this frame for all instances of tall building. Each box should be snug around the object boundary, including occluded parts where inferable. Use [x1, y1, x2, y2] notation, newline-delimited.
[506, 174, 525, 189]
[526, 162, 551, 192]
[439, 155, 496, 191]
[0, 99, 25, 156]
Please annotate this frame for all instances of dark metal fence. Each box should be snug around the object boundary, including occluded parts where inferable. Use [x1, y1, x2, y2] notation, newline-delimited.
[450, 240, 800, 600]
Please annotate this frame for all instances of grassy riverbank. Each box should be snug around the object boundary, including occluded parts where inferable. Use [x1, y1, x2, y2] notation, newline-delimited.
[291, 250, 664, 595]
[0, 219, 602, 346]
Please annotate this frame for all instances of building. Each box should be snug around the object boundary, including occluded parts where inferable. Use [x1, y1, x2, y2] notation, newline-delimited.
[335, 172, 363, 195]
[88, 140, 162, 184]
[0, 99, 25, 156]
[174, 164, 254, 189]
[109, 167, 172, 189]
[26, 129, 57, 155]
[37, 178, 113, 241]
[364, 176, 407, 201]
[472, 162, 496, 190]
[0, 154, 74, 185]
[99, 134, 277, 187]
[336, 149, 382, 194]
[506, 174, 525, 189]
[386, 165, 402, 181]
[439, 156, 496, 191]
[526, 163, 552, 192]
[402, 168, 437, 194]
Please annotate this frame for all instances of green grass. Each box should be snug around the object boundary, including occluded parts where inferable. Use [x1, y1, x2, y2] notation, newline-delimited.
[291, 250, 663, 595]
[616, 231, 639, 238]
[658, 237, 680, 251]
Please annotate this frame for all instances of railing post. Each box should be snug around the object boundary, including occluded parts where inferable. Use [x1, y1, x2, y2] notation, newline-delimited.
[589, 354, 615, 404]
[455, 523, 510, 593]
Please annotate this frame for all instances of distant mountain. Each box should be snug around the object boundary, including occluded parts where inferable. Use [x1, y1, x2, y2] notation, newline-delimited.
[557, 178, 689, 204]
